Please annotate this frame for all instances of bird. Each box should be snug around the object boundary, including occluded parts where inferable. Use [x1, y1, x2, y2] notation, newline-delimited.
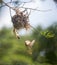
[25, 40, 35, 54]
[25, 40, 35, 49]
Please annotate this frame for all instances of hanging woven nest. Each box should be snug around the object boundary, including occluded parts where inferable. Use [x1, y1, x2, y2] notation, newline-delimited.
[12, 10, 30, 30]
[12, 9, 31, 39]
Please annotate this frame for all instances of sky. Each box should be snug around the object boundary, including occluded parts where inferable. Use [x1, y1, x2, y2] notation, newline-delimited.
[0, 0, 57, 35]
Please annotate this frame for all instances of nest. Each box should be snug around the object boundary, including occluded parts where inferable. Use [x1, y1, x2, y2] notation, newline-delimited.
[11, 9, 31, 39]
[12, 11, 30, 30]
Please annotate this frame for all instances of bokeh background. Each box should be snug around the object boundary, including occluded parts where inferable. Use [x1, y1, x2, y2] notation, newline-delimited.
[0, 0, 57, 65]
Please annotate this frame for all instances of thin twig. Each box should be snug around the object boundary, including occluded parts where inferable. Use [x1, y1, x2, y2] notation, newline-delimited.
[14, 0, 33, 8]
[0, 2, 12, 8]
[18, 7, 52, 12]
[9, 0, 12, 21]
[0, 0, 33, 8]
[9, 8, 12, 18]
[2, 1, 16, 11]
[2, 1, 52, 12]
[28, 9, 31, 16]
[29, 24, 40, 34]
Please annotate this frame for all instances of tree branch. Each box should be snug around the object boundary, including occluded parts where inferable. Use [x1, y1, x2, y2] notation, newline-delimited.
[18, 7, 52, 12]
[0, 0, 33, 8]
[2, 1, 52, 12]
[2, 1, 15, 10]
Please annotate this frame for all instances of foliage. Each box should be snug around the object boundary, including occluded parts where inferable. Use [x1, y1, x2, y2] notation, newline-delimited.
[0, 27, 53, 65]
[32, 22, 57, 65]
[0, 28, 32, 65]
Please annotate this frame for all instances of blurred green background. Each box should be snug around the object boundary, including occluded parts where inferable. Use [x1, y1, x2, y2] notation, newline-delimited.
[0, 0, 57, 65]
[0, 22, 57, 65]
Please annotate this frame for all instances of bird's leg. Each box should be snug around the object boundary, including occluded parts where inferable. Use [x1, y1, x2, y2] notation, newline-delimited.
[13, 28, 20, 39]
